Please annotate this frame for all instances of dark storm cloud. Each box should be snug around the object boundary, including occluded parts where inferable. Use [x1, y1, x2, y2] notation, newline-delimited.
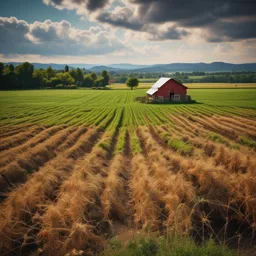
[147, 25, 189, 40]
[44, 0, 109, 11]
[130, 0, 256, 25]
[206, 19, 256, 42]
[96, 6, 189, 40]
[101, 0, 256, 42]
[43, 0, 256, 42]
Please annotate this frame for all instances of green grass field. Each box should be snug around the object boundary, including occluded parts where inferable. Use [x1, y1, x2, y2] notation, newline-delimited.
[0, 88, 255, 127]
[110, 82, 256, 89]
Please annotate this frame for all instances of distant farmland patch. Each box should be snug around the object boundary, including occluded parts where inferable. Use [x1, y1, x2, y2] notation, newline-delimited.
[110, 82, 256, 90]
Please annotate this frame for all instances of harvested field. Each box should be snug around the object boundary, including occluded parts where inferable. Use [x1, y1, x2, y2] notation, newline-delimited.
[0, 89, 256, 255]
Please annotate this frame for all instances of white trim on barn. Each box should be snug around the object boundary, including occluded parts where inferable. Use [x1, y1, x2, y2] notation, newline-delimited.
[147, 88, 158, 96]
[146, 77, 171, 95]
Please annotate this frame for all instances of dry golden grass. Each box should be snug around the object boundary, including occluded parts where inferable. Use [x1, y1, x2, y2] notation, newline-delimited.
[35, 129, 116, 255]
[0, 126, 101, 254]
[194, 116, 238, 140]
[0, 125, 64, 168]
[0, 123, 36, 138]
[211, 116, 256, 140]
[0, 126, 74, 193]
[0, 112, 256, 255]
[213, 115, 256, 133]
[136, 126, 196, 233]
[0, 126, 44, 151]
[101, 154, 127, 222]
[130, 154, 162, 230]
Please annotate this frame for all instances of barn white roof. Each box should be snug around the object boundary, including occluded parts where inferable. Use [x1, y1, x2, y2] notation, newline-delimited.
[146, 77, 171, 95]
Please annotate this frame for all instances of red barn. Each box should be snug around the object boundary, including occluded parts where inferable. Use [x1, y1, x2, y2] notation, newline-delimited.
[146, 77, 190, 102]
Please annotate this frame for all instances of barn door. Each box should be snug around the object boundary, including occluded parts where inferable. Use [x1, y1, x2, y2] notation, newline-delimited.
[170, 92, 174, 101]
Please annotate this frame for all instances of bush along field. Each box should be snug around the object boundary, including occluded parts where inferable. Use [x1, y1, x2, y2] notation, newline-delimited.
[0, 88, 256, 256]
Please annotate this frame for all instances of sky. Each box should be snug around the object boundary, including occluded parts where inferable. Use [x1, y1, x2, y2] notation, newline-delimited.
[0, 0, 256, 65]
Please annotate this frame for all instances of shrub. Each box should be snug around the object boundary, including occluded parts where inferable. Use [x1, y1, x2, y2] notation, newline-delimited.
[67, 85, 77, 89]
[56, 84, 64, 89]
[94, 77, 105, 88]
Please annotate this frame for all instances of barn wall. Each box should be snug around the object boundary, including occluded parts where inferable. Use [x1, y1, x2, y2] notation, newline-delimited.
[154, 79, 186, 98]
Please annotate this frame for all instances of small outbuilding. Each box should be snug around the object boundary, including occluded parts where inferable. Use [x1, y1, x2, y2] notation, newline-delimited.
[146, 77, 191, 102]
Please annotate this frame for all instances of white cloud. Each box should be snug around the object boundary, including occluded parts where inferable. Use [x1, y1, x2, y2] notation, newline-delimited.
[0, 17, 126, 56]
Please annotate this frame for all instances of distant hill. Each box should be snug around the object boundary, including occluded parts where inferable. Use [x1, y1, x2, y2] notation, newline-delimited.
[107, 63, 152, 70]
[5, 62, 256, 72]
[88, 65, 122, 72]
[5, 62, 97, 70]
[131, 62, 256, 72]
[5, 62, 73, 70]
[85, 62, 256, 72]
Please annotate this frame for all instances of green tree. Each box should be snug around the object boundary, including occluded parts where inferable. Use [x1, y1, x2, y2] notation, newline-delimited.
[76, 68, 84, 86]
[82, 74, 94, 87]
[2, 64, 18, 89]
[46, 66, 56, 80]
[50, 72, 74, 87]
[126, 77, 139, 90]
[15, 62, 34, 89]
[3, 65, 11, 75]
[58, 72, 74, 85]
[0, 62, 4, 89]
[33, 69, 47, 88]
[101, 70, 110, 86]
[9, 64, 15, 73]
[69, 69, 78, 82]
[116, 76, 127, 83]
[0, 62, 4, 76]
[64, 65, 69, 73]
[94, 77, 104, 88]
[90, 72, 97, 81]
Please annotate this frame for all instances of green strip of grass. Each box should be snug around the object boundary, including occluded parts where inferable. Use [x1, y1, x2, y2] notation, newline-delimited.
[238, 136, 256, 148]
[102, 235, 236, 256]
[168, 137, 194, 156]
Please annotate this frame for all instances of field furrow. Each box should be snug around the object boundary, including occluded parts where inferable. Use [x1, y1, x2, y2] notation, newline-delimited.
[0, 125, 65, 168]
[0, 126, 75, 194]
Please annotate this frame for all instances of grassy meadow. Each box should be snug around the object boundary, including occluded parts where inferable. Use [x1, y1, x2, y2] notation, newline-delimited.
[0, 87, 256, 255]
[0, 88, 255, 127]
[110, 82, 256, 89]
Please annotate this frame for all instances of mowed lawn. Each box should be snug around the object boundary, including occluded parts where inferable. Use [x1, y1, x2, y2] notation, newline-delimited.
[0, 88, 255, 127]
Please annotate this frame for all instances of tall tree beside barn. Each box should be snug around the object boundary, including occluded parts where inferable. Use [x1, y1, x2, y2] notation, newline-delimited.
[126, 77, 139, 90]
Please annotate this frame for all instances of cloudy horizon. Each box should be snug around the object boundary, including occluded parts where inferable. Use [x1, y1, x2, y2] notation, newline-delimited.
[0, 0, 255, 64]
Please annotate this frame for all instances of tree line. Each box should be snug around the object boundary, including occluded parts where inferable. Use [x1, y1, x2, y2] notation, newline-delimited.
[112, 71, 256, 83]
[0, 62, 110, 90]
[172, 72, 256, 83]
